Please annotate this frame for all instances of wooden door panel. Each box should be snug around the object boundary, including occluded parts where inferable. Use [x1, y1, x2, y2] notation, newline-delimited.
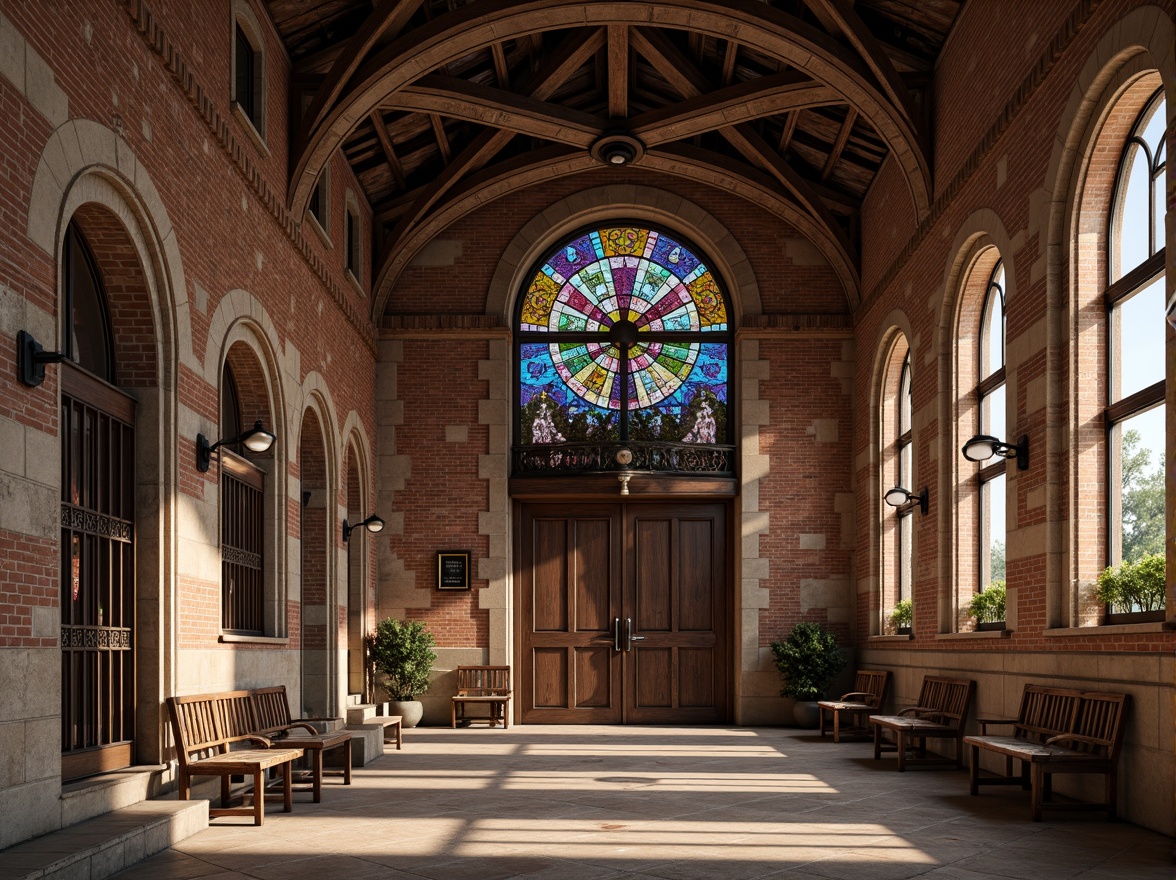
[574, 519, 611, 633]
[532, 648, 568, 708]
[634, 648, 673, 708]
[574, 647, 612, 707]
[678, 648, 715, 707]
[678, 519, 714, 631]
[633, 519, 672, 632]
[532, 519, 568, 631]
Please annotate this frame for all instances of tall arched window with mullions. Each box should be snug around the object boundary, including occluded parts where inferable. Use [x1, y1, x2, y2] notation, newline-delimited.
[977, 262, 1006, 615]
[878, 334, 913, 635]
[514, 225, 732, 475]
[896, 354, 914, 613]
[1105, 88, 1166, 620]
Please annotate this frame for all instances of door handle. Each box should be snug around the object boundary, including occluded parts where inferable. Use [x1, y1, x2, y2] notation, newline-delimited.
[614, 617, 623, 652]
[625, 617, 645, 652]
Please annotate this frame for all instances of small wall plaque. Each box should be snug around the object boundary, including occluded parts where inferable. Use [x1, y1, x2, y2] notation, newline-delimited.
[437, 550, 471, 590]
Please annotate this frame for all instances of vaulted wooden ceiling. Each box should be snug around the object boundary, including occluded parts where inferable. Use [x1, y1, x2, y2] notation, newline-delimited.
[269, 0, 963, 313]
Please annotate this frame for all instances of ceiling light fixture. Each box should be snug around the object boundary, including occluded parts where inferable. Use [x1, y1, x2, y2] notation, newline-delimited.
[590, 132, 645, 168]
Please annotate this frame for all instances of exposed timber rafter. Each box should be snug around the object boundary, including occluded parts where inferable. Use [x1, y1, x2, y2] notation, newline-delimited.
[821, 107, 858, 181]
[289, 1, 931, 222]
[369, 111, 407, 190]
[608, 25, 628, 119]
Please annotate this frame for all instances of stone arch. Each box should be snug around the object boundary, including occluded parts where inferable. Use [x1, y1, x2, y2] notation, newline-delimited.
[341, 424, 375, 697]
[34, 123, 183, 769]
[486, 184, 762, 326]
[1044, 5, 1175, 628]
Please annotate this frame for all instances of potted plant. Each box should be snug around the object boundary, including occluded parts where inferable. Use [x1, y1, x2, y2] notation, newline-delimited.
[968, 580, 1006, 630]
[771, 621, 846, 728]
[367, 618, 437, 728]
[1096, 553, 1165, 621]
[889, 599, 912, 635]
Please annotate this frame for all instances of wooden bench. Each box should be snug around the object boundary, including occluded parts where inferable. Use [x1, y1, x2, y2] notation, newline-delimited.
[818, 670, 889, 742]
[250, 686, 353, 803]
[452, 665, 512, 728]
[870, 676, 975, 771]
[166, 691, 303, 825]
[964, 686, 1130, 820]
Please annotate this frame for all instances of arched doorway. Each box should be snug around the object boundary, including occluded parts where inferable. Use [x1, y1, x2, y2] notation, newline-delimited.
[344, 447, 367, 698]
[513, 224, 733, 723]
[299, 409, 332, 717]
[58, 220, 138, 780]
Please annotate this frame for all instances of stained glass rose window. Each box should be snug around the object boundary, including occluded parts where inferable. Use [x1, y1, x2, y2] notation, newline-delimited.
[517, 226, 730, 446]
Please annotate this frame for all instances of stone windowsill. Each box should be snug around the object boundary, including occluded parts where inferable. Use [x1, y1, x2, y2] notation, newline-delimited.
[307, 212, 332, 248]
[935, 628, 1012, 640]
[231, 102, 270, 157]
[219, 633, 289, 645]
[1045, 621, 1170, 637]
[867, 634, 914, 642]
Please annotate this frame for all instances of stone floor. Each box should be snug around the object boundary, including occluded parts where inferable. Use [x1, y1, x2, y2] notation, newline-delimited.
[113, 726, 1172, 880]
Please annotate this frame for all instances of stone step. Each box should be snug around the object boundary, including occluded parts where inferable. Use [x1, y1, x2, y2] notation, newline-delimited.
[344, 702, 388, 725]
[345, 693, 364, 707]
[0, 799, 207, 880]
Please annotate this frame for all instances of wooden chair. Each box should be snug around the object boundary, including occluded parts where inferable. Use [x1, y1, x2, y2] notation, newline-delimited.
[452, 666, 512, 728]
[964, 686, 1130, 820]
[166, 691, 303, 825]
[250, 686, 353, 803]
[818, 670, 889, 742]
[869, 676, 975, 771]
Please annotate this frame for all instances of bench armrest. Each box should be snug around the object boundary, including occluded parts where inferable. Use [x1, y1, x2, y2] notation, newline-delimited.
[233, 734, 275, 748]
[839, 692, 873, 702]
[976, 716, 1018, 734]
[1043, 733, 1106, 749]
[271, 722, 320, 736]
[897, 705, 933, 717]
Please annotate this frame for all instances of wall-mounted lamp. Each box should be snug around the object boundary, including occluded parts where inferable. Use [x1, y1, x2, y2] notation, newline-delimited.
[962, 433, 1028, 470]
[196, 420, 275, 472]
[343, 514, 385, 542]
[17, 331, 67, 387]
[883, 486, 928, 515]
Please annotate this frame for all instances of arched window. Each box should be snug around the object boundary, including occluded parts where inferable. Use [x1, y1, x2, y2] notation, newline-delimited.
[63, 222, 114, 382]
[879, 336, 913, 634]
[977, 262, 1006, 608]
[220, 359, 265, 635]
[1105, 88, 1166, 619]
[515, 225, 731, 473]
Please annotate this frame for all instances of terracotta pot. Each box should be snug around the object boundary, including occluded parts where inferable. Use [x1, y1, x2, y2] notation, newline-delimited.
[390, 700, 424, 728]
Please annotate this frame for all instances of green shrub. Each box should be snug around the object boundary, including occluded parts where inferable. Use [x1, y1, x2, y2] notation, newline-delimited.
[770, 621, 846, 701]
[968, 581, 1006, 623]
[889, 599, 913, 632]
[1096, 553, 1166, 613]
[367, 618, 437, 700]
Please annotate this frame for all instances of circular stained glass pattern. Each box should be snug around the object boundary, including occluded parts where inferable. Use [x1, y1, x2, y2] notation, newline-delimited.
[518, 225, 730, 445]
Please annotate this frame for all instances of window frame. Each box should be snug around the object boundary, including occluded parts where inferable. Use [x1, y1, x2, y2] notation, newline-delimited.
[63, 222, 115, 383]
[230, 3, 267, 149]
[895, 354, 914, 609]
[975, 262, 1006, 622]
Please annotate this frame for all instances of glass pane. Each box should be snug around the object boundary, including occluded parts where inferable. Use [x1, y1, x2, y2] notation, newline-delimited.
[898, 358, 911, 435]
[981, 263, 1005, 378]
[899, 440, 912, 489]
[981, 472, 1006, 591]
[629, 343, 727, 443]
[1114, 404, 1165, 564]
[68, 230, 112, 382]
[1112, 275, 1165, 402]
[981, 383, 1005, 440]
[519, 342, 617, 443]
[1114, 144, 1152, 280]
[899, 512, 912, 602]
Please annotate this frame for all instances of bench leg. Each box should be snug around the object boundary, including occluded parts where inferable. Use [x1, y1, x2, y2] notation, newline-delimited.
[283, 761, 293, 813]
[253, 769, 265, 826]
[178, 769, 191, 802]
[968, 744, 979, 795]
[451, 701, 457, 729]
[896, 731, 908, 772]
[1030, 763, 1044, 822]
[312, 750, 323, 803]
[220, 774, 231, 808]
[343, 738, 353, 784]
[1106, 770, 1117, 820]
[502, 700, 510, 730]
[955, 736, 964, 770]
[833, 709, 841, 743]
[872, 723, 882, 760]
[819, 706, 827, 738]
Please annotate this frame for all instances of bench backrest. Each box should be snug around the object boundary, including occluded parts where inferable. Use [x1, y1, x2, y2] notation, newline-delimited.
[850, 670, 889, 708]
[456, 665, 511, 696]
[167, 690, 259, 769]
[914, 676, 974, 728]
[251, 685, 294, 736]
[1071, 691, 1130, 759]
[1013, 685, 1083, 743]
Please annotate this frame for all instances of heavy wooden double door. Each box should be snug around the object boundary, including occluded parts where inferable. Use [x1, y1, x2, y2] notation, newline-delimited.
[520, 503, 729, 724]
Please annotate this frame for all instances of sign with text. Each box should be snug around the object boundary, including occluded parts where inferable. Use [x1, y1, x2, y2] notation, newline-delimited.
[436, 551, 470, 590]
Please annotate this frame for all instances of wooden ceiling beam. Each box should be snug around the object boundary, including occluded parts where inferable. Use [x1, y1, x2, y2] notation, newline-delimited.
[491, 42, 511, 90]
[800, 0, 921, 129]
[721, 40, 738, 87]
[630, 72, 839, 146]
[821, 107, 857, 181]
[299, 0, 423, 146]
[393, 74, 605, 147]
[429, 114, 452, 164]
[369, 111, 407, 190]
[778, 110, 799, 153]
[608, 25, 629, 119]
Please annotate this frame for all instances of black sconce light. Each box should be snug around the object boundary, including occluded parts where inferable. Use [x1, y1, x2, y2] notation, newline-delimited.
[343, 514, 385, 543]
[961, 433, 1029, 471]
[883, 486, 928, 515]
[17, 331, 67, 387]
[196, 420, 275, 472]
